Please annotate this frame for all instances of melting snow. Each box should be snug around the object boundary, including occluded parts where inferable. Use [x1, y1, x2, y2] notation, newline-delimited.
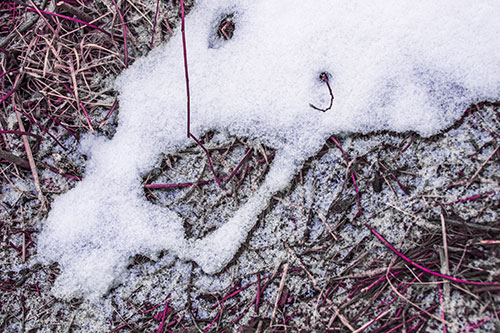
[37, 0, 500, 298]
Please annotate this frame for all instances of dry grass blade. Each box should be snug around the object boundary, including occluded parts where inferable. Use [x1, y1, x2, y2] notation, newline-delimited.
[14, 108, 46, 210]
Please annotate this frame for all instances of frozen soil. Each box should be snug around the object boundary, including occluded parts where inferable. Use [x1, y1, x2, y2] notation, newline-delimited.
[2, 103, 499, 332]
[1, 1, 499, 332]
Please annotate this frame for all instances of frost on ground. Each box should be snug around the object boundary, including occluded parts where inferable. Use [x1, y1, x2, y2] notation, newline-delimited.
[36, 0, 500, 299]
[7, 104, 497, 332]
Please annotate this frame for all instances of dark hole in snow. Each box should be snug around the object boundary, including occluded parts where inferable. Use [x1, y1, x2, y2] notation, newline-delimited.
[217, 14, 235, 40]
[319, 71, 331, 82]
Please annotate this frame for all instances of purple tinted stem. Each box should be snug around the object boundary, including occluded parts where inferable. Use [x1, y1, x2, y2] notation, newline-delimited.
[466, 310, 500, 332]
[204, 305, 224, 332]
[25, 7, 110, 35]
[226, 148, 251, 182]
[0, 130, 42, 141]
[42, 110, 78, 140]
[99, 99, 118, 128]
[365, 222, 500, 286]
[16, 110, 67, 150]
[0, 84, 17, 103]
[79, 103, 94, 133]
[190, 133, 226, 190]
[180, 0, 190, 138]
[150, 0, 161, 49]
[441, 191, 495, 206]
[110, 0, 128, 66]
[157, 300, 169, 333]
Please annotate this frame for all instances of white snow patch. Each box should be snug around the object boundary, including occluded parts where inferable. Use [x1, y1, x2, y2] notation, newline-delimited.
[37, 0, 500, 299]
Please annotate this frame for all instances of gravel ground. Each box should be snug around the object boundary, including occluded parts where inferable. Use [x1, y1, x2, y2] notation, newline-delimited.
[1, 1, 499, 332]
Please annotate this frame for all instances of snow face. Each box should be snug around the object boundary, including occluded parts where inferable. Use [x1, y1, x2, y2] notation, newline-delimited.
[37, 0, 500, 299]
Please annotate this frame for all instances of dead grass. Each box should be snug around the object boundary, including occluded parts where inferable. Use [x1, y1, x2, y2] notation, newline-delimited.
[1, 1, 499, 332]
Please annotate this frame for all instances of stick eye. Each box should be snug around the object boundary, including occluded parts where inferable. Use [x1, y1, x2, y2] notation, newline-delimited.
[217, 14, 235, 40]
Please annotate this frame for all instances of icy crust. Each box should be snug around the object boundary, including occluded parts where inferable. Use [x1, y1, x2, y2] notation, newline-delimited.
[37, 0, 500, 299]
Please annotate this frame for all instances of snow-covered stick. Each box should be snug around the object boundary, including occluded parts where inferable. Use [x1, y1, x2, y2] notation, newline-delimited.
[365, 222, 500, 286]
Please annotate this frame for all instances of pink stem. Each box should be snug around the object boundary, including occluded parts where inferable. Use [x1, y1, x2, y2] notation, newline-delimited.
[79, 102, 95, 133]
[150, 0, 160, 49]
[400, 134, 415, 154]
[43, 163, 80, 181]
[189, 133, 226, 190]
[179, 0, 225, 190]
[17, 109, 67, 150]
[441, 191, 495, 206]
[204, 304, 224, 332]
[385, 305, 439, 333]
[110, 0, 128, 67]
[465, 310, 500, 332]
[363, 273, 422, 330]
[0, 130, 42, 141]
[365, 222, 500, 286]
[225, 148, 251, 182]
[42, 110, 79, 139]
[255, 273, 261, 314]
[25, 7, 109, 35]
[145, 150, 269, 189]
[145, 177, 224, 189]
[390, 173, 409, 195]
[99, 99, 118, 127]
[180, 0, 190, 138]
[157, 300, 169, 333]
[0, 80, 18, 103]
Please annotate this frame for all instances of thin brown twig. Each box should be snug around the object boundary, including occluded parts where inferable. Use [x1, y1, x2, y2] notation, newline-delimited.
[384, 272, 454, 328]
[467, 144, 499, 187]
[14, 102, 46, 211]
[284, 242, 317, 288]
[270, 259, 289, 327]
